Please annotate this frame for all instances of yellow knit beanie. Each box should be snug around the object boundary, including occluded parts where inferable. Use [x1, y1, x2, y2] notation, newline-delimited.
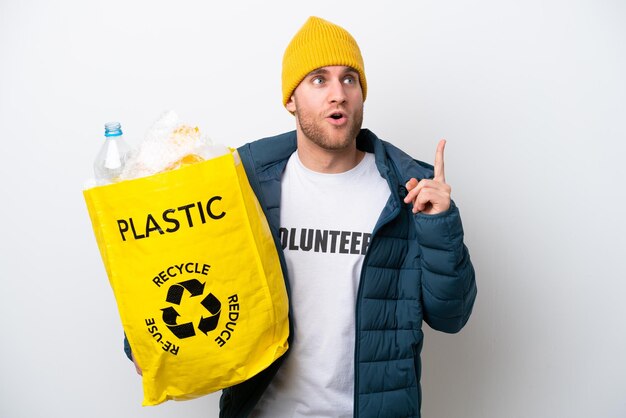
[282, 16, 367, 108]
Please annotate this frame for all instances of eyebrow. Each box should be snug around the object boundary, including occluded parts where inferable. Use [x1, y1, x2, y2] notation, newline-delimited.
[305, 67, 359, 77]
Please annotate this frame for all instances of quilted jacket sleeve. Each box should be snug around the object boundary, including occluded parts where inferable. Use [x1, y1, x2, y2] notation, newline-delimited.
[414, 201, 476, 333]
[123, 334, 133, 361]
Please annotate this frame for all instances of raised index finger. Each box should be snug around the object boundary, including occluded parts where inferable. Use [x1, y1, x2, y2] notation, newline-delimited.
[434, 139, 446, 183]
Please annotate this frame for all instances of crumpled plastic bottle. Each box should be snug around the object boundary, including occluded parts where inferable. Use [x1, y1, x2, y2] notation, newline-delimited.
[120, 110, 229, 181]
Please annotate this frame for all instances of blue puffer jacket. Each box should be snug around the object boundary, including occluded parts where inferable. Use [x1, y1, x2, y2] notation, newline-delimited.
[220, 128, 477, 418]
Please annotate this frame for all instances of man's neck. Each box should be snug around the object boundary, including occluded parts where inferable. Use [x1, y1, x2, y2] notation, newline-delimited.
[296, 138, 365, 174]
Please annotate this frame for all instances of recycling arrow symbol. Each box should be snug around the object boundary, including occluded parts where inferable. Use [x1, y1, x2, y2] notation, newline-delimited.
[160, 279, 221, 339]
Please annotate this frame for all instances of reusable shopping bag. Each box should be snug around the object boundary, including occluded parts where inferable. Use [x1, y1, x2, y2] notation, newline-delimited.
[83, 150, 289, 405]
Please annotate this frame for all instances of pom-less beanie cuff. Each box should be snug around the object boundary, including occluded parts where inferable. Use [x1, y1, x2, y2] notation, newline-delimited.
[281, 16, 367, 108]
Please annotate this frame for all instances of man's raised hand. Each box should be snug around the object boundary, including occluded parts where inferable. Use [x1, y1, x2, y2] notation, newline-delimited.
[403, 139, 451, 215]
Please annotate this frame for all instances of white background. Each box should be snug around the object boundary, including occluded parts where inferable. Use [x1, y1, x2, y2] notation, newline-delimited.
[1, 1, 625, 417]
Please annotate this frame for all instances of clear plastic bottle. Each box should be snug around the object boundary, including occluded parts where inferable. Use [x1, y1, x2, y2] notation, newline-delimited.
[94, 122, 131, 184]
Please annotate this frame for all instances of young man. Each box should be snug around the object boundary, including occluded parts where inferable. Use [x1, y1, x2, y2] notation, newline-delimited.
[219, 16, 477, 418]
[128, 16, 476, 417]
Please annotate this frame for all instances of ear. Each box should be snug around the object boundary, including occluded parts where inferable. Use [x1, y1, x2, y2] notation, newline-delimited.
[285, 95, 296, 113]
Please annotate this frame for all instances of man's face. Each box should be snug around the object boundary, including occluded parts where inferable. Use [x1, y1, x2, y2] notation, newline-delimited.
[286, 66, 364, 152]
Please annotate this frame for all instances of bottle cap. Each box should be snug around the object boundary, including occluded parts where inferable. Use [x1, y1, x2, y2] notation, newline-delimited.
[105, 122, 123, 137]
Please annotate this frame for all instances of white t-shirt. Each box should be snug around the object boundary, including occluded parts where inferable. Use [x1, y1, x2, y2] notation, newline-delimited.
[251, 151, 390, 417]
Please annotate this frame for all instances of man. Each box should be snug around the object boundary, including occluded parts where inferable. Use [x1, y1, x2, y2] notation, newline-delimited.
[221, 16, 476, 418]
[129, 16, 476, 418]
